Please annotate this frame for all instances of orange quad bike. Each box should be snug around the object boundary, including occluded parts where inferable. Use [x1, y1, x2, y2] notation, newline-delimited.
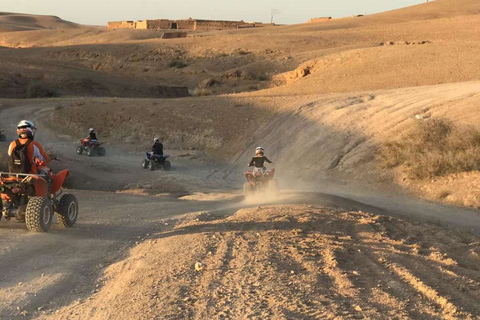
[243, 168, 279, 198]
[0, 166, 78, 232]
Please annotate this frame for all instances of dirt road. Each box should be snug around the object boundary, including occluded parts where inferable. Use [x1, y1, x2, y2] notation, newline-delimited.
[0, 102, 480, 319]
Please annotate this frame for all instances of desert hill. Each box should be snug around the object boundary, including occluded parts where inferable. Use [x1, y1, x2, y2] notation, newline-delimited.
[0, 12, 79, 32]
[0, 0, 479, 98]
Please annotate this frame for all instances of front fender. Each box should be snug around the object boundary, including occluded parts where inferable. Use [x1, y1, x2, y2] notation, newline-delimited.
[51, 170, 69, 194]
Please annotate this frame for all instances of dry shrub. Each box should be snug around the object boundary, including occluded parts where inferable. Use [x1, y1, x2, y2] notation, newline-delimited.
[380, 118, 480, 179]
[26, 81, 58, 98]
[168, 60, 188, 69]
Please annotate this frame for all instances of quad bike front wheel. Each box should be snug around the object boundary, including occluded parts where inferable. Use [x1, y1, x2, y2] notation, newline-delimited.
[142, 159, 149, 169]
[97, 147, 106, 156]
[163, 160, 171, 171]
[76, 146, 83, 155]
[25, 197, 53, 232]
[56, 194, 78, 227]
[86, 148, 94, 157]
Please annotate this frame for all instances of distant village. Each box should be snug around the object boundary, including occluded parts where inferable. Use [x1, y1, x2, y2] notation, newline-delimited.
[108, 18, 273, 31]
[108, 15, 365, 32]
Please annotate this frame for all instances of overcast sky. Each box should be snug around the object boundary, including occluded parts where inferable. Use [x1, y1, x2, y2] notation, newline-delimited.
[2, 0, 427, 26]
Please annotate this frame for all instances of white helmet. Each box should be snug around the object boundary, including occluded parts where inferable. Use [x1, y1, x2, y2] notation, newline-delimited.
[153, 137, 159, 142]
[255, 147, 264, 155]
[89, 128, 94, 132]
[17, 120, 36, 139]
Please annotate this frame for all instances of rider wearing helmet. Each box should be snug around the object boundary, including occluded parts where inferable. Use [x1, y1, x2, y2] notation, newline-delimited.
[7, 120, 49, 174]
[85, 128, 97, 142]
[248, 147, 272, 174]
[152, 138, 164, 156]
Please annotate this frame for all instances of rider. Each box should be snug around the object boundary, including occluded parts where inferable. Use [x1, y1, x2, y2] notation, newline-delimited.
[248, 147, 272, 175]
[85, 128, 97, 142]
[152, 138, 164, 156]
[7, 120, 50, 174]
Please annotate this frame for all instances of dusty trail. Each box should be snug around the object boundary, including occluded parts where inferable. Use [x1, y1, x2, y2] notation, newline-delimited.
[0, 102, 480, 319]
[42, 205, 480, 320]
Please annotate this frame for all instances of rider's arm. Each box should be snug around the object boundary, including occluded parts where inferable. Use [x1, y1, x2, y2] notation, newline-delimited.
[265, 157, 273, 164]
[248, 158, 255, 167]
[33, 142, 50, 163]
[7, 141, 15, 156]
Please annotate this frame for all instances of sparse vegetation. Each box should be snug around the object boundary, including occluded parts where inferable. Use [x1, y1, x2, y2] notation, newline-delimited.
[380, 118, 480, 179]
[26, 81, 58, 98]
[235, 49, 250, 55]
[168, 59, 188, 69]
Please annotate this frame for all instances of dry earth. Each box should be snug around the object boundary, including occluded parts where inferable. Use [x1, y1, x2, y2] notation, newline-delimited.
[1, 0, 480, 98]
[0, 0, 480, 319]
[38, 205, 480, 320]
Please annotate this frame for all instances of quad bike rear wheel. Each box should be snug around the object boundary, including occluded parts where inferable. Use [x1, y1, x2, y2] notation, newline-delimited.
[98, 147, 106, 156]
[86, 148, 94, 157]
[142, 159, 149, 169]
[76, 146, 83, 155]
[243, 183, 255, 198]
[56, 194, 78, 228]
[163, 160, 171, 171]
[25, 197, 53, 232]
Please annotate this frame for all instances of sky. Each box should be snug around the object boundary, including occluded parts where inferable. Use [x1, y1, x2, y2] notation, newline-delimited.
[1, 0, 427, 26]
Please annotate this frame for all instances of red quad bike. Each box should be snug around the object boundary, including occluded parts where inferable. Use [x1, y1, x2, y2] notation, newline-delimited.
[76, 139, 106, 157]
[0, 167, 78, 232]
[243, 168, 280, 198]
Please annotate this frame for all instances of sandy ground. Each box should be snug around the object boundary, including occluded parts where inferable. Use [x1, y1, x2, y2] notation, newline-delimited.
[1, 1, 480, 318]
[35, 205, 480, 319]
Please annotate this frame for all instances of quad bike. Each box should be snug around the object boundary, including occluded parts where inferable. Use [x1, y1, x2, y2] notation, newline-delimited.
[0, 130, 6, 142]
[76, 138, 106, 157]
[0, 166, 78, 232]
[142, 152, 171, 171]
[243, 168, 279, 198]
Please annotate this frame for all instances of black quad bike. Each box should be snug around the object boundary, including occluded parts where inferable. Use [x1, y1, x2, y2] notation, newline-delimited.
[142, 152, 171, 171]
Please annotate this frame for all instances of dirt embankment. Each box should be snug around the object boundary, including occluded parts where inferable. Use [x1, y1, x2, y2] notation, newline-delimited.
[40, 204, 480, 319]
[45, 96, 277, 159]
[43, 80, 480, 208]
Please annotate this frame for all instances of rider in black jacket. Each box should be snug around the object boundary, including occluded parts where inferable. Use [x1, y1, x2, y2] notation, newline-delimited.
[87, 128, 97, 141]
[248, 147, 272, 174]
[152, 138, 164, 156]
